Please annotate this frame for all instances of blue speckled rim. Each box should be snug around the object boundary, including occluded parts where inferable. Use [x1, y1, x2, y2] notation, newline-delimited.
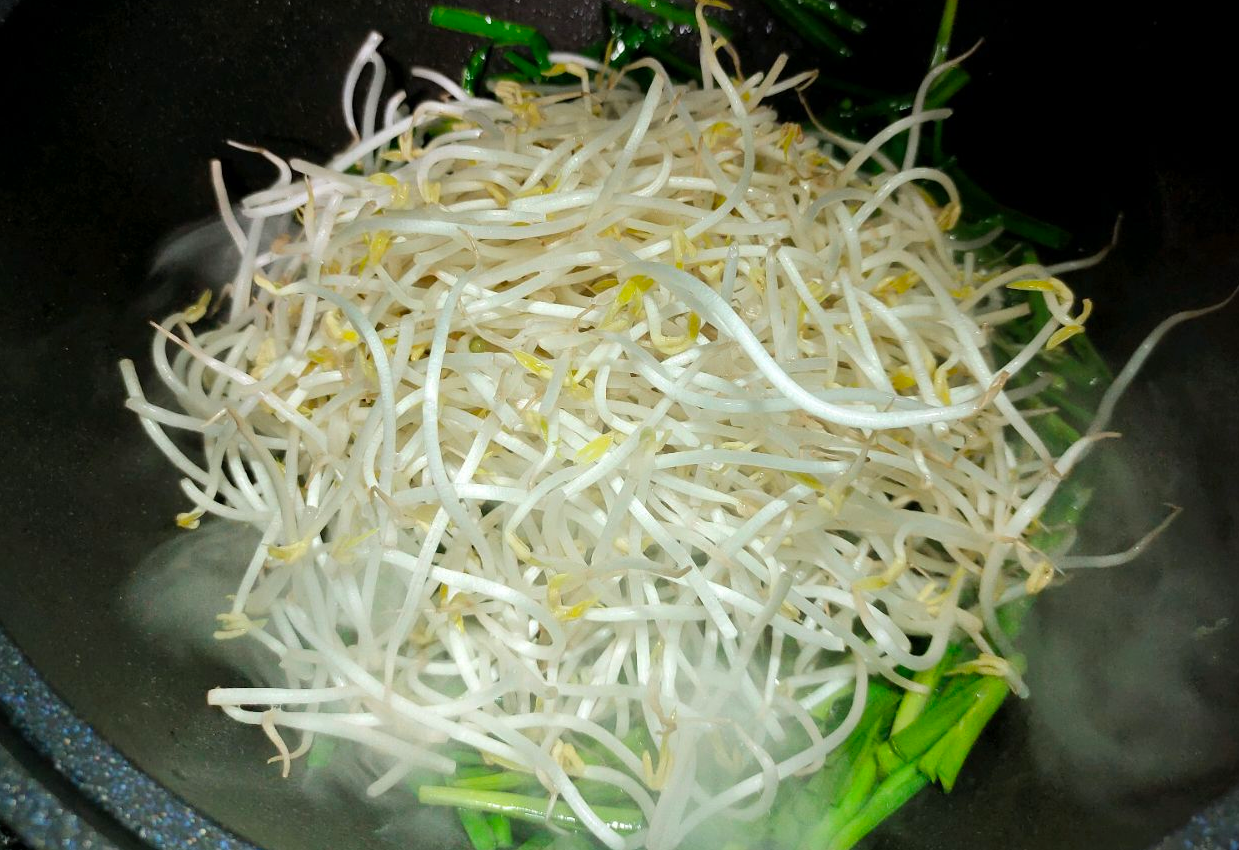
[0, 627, 258, 850]
[0, 748, 112, 850]
[0, 726, 122, 850]
[4, 621, 1239, 850]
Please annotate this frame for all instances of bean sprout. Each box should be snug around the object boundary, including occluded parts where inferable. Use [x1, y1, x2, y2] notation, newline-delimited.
[123, 23, 1119, 850]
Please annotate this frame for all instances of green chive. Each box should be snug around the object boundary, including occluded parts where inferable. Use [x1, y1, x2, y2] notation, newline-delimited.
[418, 786, 643, 834]
[458, 807, 498, 850]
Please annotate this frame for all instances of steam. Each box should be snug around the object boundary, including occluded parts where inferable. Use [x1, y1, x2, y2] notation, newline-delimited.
[121, 518, 469, 847]
[1022, 366, 1239, 826]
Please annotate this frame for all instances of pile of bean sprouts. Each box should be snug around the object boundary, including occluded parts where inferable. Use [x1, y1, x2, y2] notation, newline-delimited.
[121, 15, 1132, 850]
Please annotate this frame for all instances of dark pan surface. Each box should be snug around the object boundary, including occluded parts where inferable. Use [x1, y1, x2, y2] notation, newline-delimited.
[1, 1, 1238, 849]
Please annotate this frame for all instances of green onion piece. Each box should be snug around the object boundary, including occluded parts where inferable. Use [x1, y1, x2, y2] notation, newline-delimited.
[891, 647, 958, 734]
[502, 50, 544, 81]
[924, 65, 969, 109]
[795, 0, 867, 34]
[455, 764, 501, 780]
[447, 748, 488, 766]
[841, 93, 916, 121]
[1040, 480, 1094, 529]
[991, 206, 1075, 250]
[451, 771, 537, 792]
[822, 683, 901, 809]
[775, 778, 821, 839]
[1029, 289, 1053, 328]
[837, 752, 878, 817]
[458, 807, 498, 850]
[873, 741, 904, 776]
[1036, 350, 1111, 400]
[1039, 385, 1099, 426]
[942, 213, 1004, 243]
[461, 45, 491, 95]
[488, 813, 515, 848]
[918, 727, 951, 782]
[428, 7, 551, 68]
[1028, 408, 1084, 456]
[594, 8, 671, 65]
[809, 682, 855, 723]
[929, 0, 959, 68]
[1068, 332, 1113, 383]
[946, 166, 1073, 249]
[924, 675, 1009, 792]
[429, 7, 539, 43]
[881, 133, 909, 169]
[888, 678, 986, 762]
[642, 40, 704, 81]
[423, 116, 461, 140]
[826, 762, 931, 850]
[823, 682, 901, 805]
[996, 602, 1035, 644]
[418, 786, 643, 835]
[548, 834, 598, 850]
[929, 120, 947, 164]
[306, 736, 335, 768]
[617, 0, 732, 36]
[764, 0, 852, 57]
[796, 753, 878, 850]
[514, 834, 554, 850]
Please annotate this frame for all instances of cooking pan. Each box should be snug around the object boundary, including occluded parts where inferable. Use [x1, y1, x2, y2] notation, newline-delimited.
[1, 0, 1238, 848]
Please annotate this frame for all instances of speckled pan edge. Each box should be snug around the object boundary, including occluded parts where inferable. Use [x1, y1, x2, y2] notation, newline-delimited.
[1, 744, 113, 850]
[0, 629, 256, 850]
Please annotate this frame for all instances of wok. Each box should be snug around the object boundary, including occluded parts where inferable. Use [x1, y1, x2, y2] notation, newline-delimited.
[1, 0, 1238, 848]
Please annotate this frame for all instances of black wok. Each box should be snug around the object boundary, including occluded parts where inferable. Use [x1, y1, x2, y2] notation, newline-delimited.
[2, 1, 1238, 848]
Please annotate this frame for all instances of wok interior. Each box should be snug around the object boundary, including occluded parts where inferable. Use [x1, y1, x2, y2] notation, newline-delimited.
[1, 0, 1237, 848]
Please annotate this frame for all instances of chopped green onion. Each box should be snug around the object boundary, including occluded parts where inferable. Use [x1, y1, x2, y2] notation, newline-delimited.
[1030, 409, 1084, 457]
[947, 165, 1073, 249]
[796, 753, 877, 850]
[873, 741, 904, 776]
[461, 45, 491, 95]
[891, 647, 958, 734]
[924, 66, 970, 109]
[843, 94, 916, 120]
[548, 834, 598, 850]
[617, 0, 732, 36]
[643, 40, 704, 81]
[826, 762, 930, 850]
[488, 813, 515, 848]
[1039, 385, 1100, 426]
[306, 736, 334, 768]
[921, 675, 1009, 791]
[763, 0, 853, 57]
[836, 751, 878, 818]
[428, 6, 551, 68]
[889, 678, 988, 762]
[458, 807, 499, 850]
[929, 0, 959, 68]
[501, 50, 544, 81]
[418, 786, 643, 835]
[514, 834, 554, 850]
[451, 771, 538, 792]
[795, 0, 867, 34]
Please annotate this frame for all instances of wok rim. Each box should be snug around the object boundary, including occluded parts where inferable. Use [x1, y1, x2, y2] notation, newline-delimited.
[0, 0, 1237, 846]
[1, 626, 257, 850]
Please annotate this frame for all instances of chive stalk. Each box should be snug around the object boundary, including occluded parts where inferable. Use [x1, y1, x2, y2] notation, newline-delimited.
[459, 807, 499, 850]
[418, 786, 643, 834]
